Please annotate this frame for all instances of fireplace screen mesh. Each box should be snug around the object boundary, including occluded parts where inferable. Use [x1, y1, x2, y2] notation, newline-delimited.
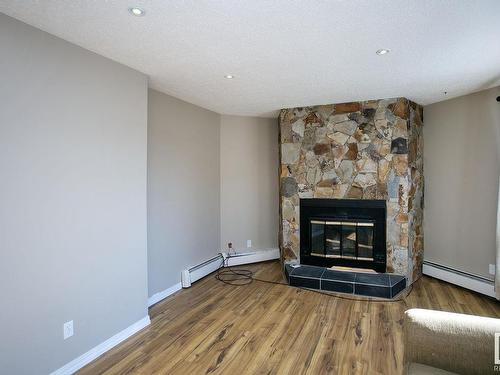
[310, 220, 374, 261]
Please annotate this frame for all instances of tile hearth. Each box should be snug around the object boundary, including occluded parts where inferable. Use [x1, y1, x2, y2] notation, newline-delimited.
[284, 264, 406, 299]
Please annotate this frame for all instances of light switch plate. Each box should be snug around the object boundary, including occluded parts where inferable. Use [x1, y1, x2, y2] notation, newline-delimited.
[246, 239, 252, 248]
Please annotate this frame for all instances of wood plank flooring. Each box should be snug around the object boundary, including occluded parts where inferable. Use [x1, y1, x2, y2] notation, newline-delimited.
[78, 261, 500, 375]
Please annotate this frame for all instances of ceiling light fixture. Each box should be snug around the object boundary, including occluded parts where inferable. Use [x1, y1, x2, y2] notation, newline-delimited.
[128, 7, 145, 16]
[224, 74, 234, 79]
[376, 49, 390, 55]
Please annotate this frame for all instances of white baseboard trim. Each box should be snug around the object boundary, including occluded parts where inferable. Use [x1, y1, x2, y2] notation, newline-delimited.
[50, 315, 151, 375]
[226, 248, 280, 267]
[148, 282, 182, 307]
[423, 260, 495, 298]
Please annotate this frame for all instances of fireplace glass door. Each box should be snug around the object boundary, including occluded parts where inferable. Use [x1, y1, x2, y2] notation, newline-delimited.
[309, 220, 374, 261]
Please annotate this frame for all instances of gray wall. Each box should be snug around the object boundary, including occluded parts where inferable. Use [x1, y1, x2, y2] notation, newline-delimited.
[220, 115, 279, 251]
[424, 86, 500, 279]
[0, 14, 148, 375]
[148, 89, 221, 296]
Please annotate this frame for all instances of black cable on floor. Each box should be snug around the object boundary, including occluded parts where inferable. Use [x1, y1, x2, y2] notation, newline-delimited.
[214, 254, 413, 303]
[215, 258, 253, 285]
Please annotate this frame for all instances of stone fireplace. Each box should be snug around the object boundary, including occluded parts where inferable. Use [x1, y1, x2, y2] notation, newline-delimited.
[279, 98, 423, 284]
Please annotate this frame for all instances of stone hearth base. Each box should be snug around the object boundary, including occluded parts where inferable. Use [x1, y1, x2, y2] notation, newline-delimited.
[284, 264, 406, 299]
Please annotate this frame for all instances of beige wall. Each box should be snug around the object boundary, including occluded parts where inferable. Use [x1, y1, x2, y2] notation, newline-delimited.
[148, 89, 221, 296]
[220, 115, 279, 251]
[424, 86, 500, 279]
[0, 14, 148, 374]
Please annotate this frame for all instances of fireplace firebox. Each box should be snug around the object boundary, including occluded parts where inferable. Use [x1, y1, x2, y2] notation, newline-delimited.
[300, 199, 386, 272]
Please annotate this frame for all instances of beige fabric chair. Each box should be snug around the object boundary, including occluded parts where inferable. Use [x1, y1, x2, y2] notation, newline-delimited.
[407, 363, 456, 375]
[404, 308, 500, 374]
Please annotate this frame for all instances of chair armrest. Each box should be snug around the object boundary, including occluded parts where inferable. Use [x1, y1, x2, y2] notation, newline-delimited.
[404, 308, 500, 375]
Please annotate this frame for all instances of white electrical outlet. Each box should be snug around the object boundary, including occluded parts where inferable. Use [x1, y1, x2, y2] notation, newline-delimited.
[63, 320, 74, 340]
[489, 264, 496, 276]
[246, 239, 252, 248]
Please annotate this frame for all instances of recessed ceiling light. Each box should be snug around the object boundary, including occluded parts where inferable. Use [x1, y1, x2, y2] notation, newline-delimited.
[376, 49, 390, 55]
[224, 74, 234, 79]
[128, 7, 145, 16]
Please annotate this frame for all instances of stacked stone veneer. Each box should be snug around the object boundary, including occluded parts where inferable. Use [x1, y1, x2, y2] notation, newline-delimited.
[279, 98, 424, 283]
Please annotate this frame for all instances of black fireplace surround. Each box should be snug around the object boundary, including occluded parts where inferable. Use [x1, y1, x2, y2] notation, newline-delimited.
[300, 199, 386, 272]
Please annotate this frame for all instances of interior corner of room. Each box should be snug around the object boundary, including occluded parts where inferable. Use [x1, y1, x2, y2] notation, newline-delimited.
[1, 3, 500, 375]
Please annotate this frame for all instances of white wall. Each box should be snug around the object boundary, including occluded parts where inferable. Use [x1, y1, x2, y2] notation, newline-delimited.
[148, 89, 221, 296]
[424, 86, 500, 279]
[0, 14, 148, 375]
[220, 115, 279, 251]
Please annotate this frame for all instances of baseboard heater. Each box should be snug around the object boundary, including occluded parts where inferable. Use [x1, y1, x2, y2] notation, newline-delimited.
[224, 248, 280, 267]
[423, 260, 495, 298]
[180, 248, 280, 288]
[181, 254, 223, 288]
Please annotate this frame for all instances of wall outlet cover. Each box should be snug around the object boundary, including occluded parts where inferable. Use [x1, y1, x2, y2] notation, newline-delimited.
[64, 320, 74, 340]
[246, 240, 252, 248]
[489, 264, 496, 275]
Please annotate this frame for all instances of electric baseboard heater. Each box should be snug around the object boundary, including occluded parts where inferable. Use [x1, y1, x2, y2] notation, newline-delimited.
[180, 249, 280, 288]
[181, 254, 223, 288]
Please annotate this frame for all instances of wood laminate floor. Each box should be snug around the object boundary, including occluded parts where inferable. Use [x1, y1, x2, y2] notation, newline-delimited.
[78, 261, 500, 375]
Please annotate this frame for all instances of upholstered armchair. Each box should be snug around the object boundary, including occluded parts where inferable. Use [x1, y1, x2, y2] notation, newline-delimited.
[404, 308, 500, 374]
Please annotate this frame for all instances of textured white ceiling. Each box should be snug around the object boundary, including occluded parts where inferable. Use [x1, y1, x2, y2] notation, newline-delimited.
[2, 1, 499, 117]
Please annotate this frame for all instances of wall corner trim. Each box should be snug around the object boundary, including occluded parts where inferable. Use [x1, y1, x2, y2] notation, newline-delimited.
[148, 282, 183, 307]
[49, 315, 151, 375]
